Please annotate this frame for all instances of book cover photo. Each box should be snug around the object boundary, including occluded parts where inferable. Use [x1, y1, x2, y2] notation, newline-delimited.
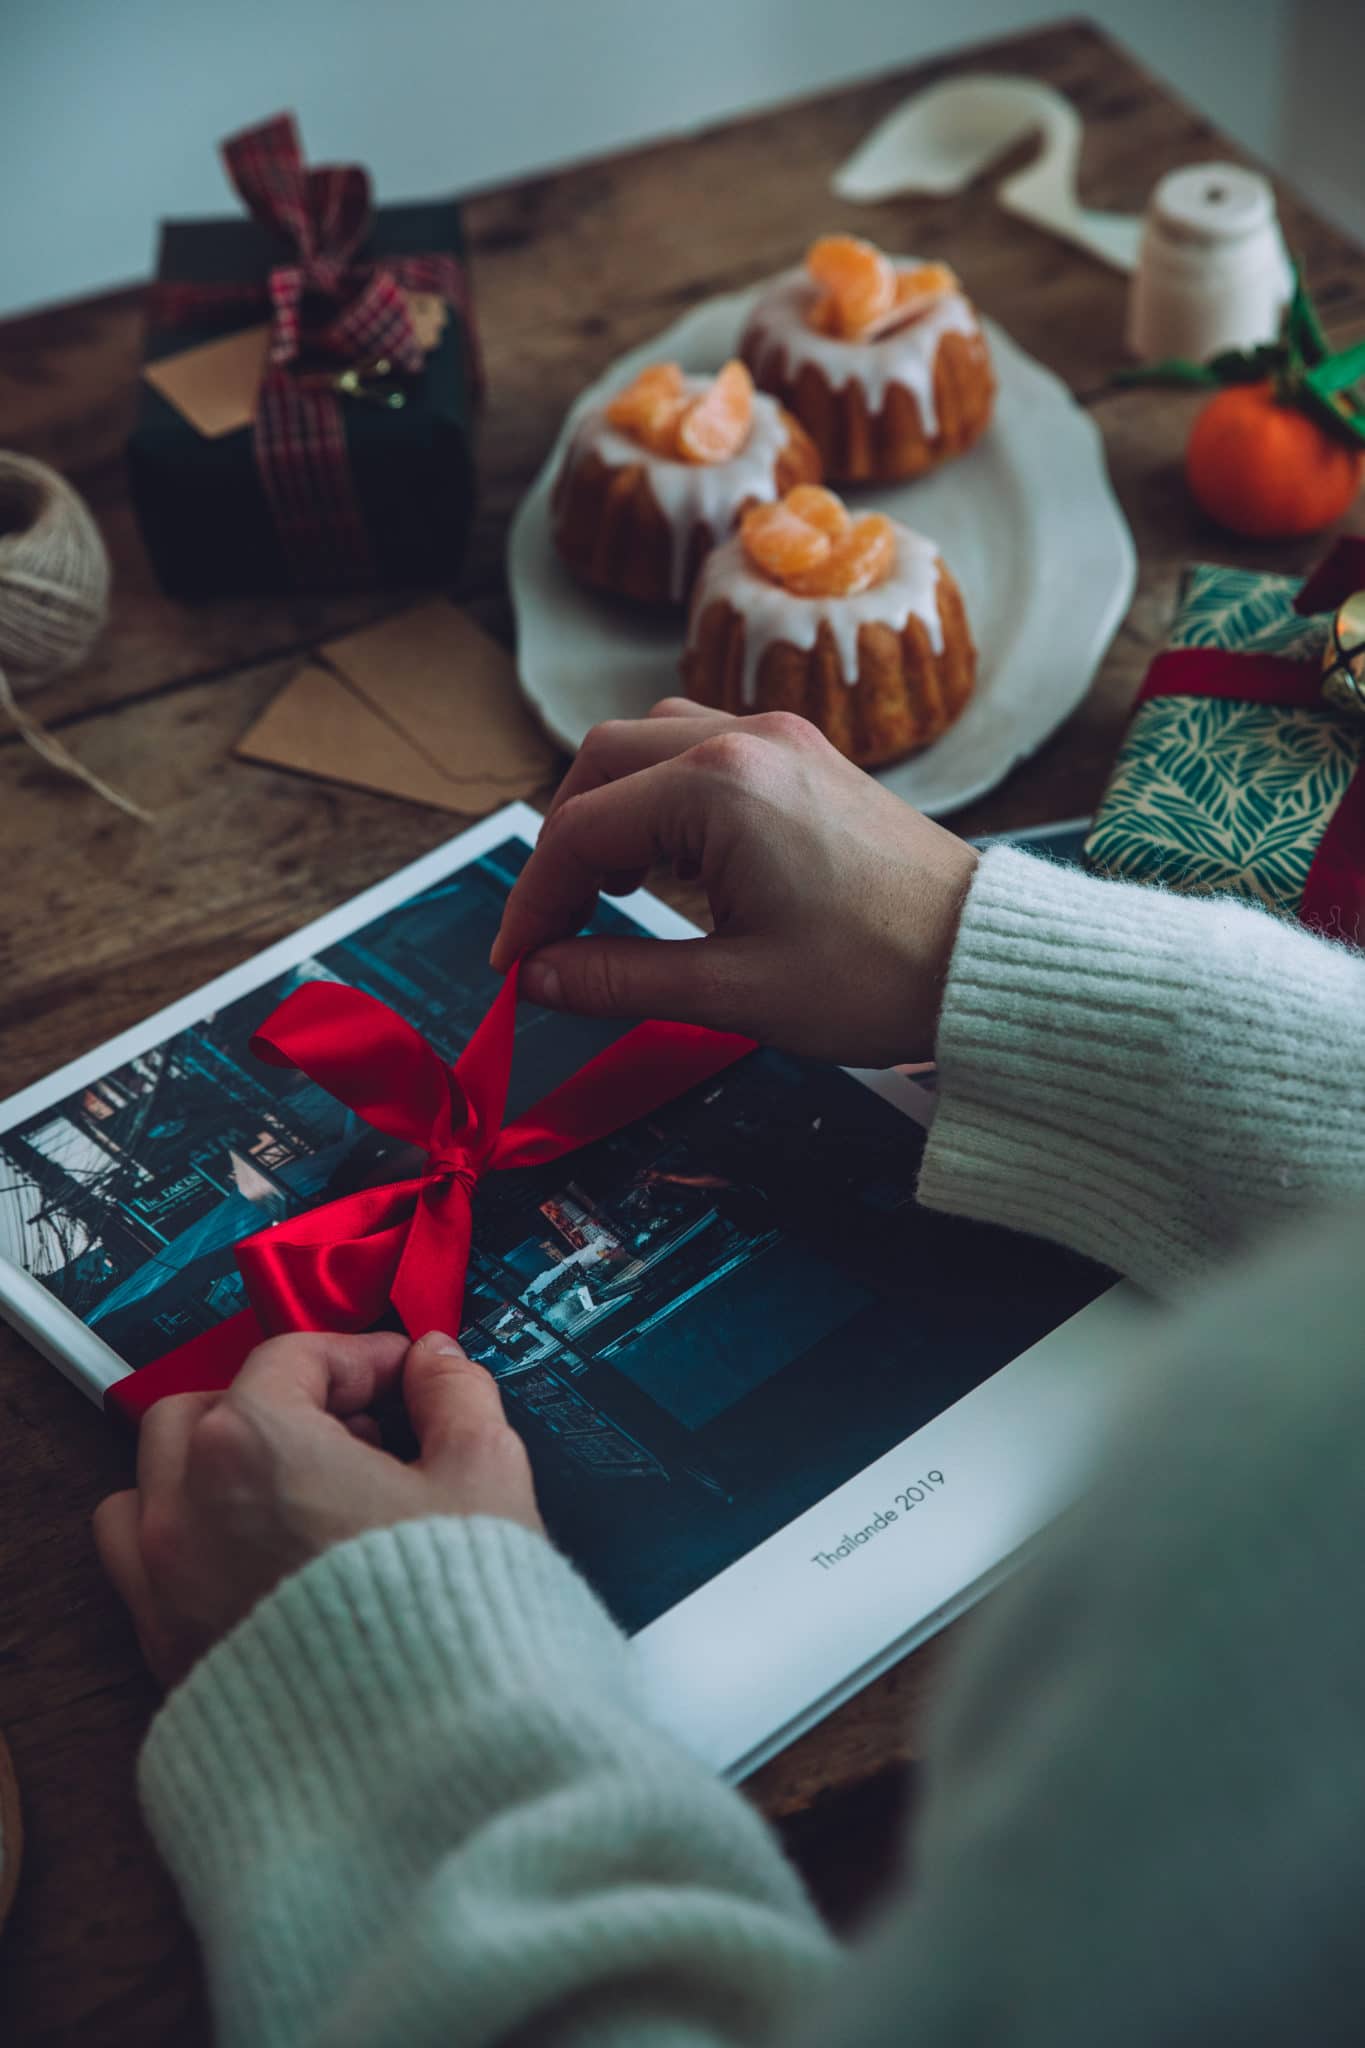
[0, 825, 1108, 1640]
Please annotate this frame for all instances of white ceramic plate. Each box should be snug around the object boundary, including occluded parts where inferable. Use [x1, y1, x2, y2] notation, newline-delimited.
[509, 284, 1136, 815]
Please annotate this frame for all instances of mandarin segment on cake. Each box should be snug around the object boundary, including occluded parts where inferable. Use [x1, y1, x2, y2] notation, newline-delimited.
[551, 358, 821, 607]
[741, 236, 996, 483]
[681, 483, 975, 769]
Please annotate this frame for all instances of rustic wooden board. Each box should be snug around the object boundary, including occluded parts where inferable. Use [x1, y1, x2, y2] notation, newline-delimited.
[0, 1729, 21, 1935]
[2, 19, 1363, 2034]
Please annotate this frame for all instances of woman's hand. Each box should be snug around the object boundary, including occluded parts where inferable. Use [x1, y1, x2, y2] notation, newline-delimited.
[93, 1330, 541, 1688]
[492, 701, 978, 1068]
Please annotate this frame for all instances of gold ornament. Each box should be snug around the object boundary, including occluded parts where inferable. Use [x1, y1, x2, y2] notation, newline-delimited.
[1321, 590, 1365, 718]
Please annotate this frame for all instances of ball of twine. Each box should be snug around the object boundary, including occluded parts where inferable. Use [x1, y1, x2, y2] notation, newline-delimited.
[0, 451, 150, 821]
[0, 451, 109, 690]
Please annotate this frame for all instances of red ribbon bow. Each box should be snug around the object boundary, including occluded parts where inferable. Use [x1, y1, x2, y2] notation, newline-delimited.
[105, 970, 753, 1423]
[150, 113, 479, 588]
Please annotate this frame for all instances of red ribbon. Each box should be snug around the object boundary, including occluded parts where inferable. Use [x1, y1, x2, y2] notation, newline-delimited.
[149, 113, 480, 588]
[105, 969, 753, 1422]
[1128, 538, 1365, 942]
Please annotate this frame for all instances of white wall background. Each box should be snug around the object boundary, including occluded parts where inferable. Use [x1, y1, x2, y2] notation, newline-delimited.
[2, 1, 1352, 322]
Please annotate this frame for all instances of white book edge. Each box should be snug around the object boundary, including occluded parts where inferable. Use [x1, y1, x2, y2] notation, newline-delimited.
[0, 802, 1139, 1780]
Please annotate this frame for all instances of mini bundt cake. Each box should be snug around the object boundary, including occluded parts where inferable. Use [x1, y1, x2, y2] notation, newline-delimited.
[741, 236, 995, 484]
[552, 359, 820, 606]
[682, 485, 975, 769]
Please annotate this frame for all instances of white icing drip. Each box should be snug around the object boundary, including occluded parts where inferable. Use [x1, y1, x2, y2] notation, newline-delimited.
[688, 520, 945, 708]
[567, 377, 794, 601]
[741, 264, 981, 430]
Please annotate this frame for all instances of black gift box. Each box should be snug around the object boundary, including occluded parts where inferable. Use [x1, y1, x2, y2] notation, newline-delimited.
[128, 200, 478, 596]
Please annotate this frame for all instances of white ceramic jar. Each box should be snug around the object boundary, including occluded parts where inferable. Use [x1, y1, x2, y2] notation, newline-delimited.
[1127, 162, 1293, 362]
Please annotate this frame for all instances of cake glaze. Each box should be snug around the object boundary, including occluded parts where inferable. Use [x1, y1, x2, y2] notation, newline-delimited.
[741, 262, 994, 484]
[560, 376, 801, 602]
[742, 266, 981, 431]
[682, 509, 975, 768]
[689, 520, 944, 707]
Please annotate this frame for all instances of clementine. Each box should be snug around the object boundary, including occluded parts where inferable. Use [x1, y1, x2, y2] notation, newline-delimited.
[1185, 381, 1365, 539]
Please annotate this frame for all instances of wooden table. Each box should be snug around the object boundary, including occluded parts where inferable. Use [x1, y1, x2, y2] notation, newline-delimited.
[2, 18, 1363, 2040]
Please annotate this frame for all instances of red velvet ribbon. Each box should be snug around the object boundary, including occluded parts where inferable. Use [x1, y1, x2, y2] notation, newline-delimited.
[149, 113, 480, 588]
[1130, 538, 1365, 941]
[105, 970, 754, 1422]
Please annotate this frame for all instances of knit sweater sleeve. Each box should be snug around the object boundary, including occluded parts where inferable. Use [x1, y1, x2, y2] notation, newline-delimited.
[918, 846, 1365, 1295]
[139, 1515, 836, 2048]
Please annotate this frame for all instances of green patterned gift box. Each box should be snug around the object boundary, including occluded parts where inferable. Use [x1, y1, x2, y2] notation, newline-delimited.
[1084, 545, 1365, 936]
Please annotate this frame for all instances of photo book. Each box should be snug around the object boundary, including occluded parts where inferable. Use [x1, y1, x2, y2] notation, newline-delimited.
[0, 804, 1140, 1777]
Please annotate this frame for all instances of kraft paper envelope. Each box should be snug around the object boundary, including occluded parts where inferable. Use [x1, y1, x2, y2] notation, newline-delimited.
[236, 601, 559, 815]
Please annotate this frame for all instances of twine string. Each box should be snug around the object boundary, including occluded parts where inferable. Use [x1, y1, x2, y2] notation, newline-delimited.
[0, 451, 153, 825]
[0, 663, 155, 824]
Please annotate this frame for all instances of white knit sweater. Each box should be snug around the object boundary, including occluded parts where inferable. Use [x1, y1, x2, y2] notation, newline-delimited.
[140, 850, 1365, 2046]
[920, 849, 1365, 1288]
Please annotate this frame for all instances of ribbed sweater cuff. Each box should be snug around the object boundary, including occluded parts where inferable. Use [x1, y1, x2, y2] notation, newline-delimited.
[917, 846, 1364, 1295]
[139, 1516, 628, 1903]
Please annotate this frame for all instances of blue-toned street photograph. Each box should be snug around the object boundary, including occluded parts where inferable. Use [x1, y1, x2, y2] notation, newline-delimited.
[0, 841, 1107, 1630]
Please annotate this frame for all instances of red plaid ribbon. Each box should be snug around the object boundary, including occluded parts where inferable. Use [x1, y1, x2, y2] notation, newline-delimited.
[149, 114, 479, 588]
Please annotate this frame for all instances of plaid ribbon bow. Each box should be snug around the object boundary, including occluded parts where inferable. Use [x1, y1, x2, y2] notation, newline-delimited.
[150, 113, 477, 588]
[229, 114, 429, 376]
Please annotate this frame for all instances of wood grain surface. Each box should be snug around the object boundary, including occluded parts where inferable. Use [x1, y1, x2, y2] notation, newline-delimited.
[0, 1730, 21, 1937]
[2, 19, 1363, 2041]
